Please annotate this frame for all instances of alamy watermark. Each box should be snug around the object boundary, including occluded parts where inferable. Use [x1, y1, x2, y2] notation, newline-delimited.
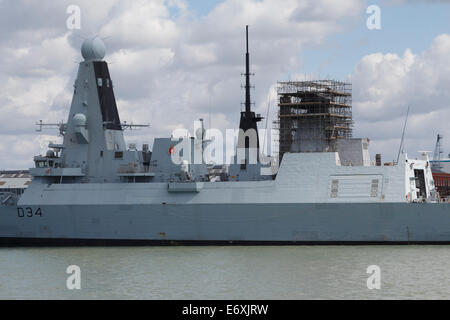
[66, 265, 81, 290]
[366, 5, 381, 30]
[169, 121, 279, 175]
[66, 5, 81, 30]
[366, 265, 381, 290]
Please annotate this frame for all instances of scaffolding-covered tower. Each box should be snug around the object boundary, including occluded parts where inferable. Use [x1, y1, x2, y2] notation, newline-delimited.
[275, 80, 353, 161]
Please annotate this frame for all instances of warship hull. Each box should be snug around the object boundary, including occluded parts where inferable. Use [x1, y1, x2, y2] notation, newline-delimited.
[2, 201, 450, 246]
[2, 151, 449, 246]
[3, 36, 448, 247]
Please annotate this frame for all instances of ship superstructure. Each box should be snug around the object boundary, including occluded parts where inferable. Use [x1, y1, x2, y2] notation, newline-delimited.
[0, 30, 449, 246]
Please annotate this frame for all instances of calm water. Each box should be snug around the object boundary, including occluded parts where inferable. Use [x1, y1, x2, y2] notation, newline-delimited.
[1, 246, 450, 299]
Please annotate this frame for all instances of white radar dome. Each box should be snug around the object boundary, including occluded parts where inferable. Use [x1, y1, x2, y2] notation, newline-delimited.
[73, 113, 87, 126]
[81, 37, 106, 61]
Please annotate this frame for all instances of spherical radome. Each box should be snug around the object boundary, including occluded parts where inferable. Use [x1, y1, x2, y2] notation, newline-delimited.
[73, 113, 87, 126]
[46, 150, 55, 158]
[81, 37, 106, 61]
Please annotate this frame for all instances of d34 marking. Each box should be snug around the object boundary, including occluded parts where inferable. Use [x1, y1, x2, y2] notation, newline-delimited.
[17, 207, 42, 218]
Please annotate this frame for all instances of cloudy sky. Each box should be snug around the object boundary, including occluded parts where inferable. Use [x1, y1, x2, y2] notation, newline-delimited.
[0, 0, 450, 169]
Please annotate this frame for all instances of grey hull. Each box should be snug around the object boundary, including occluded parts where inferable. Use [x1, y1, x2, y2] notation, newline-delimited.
[2, 203, 450, 246]
[5, 37, 448, 247]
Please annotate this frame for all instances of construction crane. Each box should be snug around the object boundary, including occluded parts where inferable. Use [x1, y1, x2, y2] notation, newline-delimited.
[432, 134, 443, 172]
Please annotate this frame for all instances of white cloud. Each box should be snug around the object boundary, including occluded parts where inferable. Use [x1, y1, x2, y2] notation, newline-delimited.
[1, 0, 364, 169]
[351, 34, 450, 160]
[99, 0, 180, 50]
[4, 0, 449, 170]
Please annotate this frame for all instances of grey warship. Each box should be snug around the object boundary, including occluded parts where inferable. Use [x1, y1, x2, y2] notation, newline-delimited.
[1, 29, 450, 246]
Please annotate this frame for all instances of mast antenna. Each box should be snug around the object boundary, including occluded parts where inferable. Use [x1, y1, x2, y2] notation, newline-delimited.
[396, 105, 410, 164]
[244, 25, 251, 114]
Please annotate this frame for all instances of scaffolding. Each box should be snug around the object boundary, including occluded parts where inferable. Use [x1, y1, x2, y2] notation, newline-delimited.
[274, 80, 353, 161]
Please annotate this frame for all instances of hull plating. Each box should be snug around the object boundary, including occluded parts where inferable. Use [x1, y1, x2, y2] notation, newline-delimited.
[1, 203, 450, 246]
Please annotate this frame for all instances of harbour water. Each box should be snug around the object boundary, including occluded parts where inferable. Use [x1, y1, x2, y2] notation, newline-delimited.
[1, 245, 450, 300]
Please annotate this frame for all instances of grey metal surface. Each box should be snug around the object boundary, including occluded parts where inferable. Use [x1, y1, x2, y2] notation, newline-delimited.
[1, 36, 449, 245]
[1, 202, 450, 242]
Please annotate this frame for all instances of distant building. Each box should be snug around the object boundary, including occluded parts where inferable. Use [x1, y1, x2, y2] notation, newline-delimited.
[275, 80, 352, 162]
[0, 170, 32, 195]
[432, 171, 450, 201]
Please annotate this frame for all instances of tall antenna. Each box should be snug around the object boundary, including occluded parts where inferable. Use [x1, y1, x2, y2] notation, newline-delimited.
[396, 105, 410, 164]
[237, 25, 262, 163]
[244, 25, 251, 114]
[262, 93, 272, 155]
[209, 94, 212, 130]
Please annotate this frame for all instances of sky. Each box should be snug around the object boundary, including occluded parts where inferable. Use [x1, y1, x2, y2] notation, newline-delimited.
[0, 0, 450, 169]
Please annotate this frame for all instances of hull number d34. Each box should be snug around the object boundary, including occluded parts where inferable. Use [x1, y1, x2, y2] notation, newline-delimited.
[17, 207, 42, 218]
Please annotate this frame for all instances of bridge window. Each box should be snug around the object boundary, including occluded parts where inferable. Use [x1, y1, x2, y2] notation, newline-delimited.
[36, 161, 46, 168]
